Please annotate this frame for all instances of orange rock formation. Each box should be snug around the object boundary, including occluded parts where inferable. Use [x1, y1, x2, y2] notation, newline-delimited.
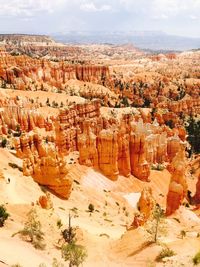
[15, 132, 72, 199]
[38, 192, 53, 209]
[166, 145, 188, 215]
[0, 54, 110, 90]
[131, 187, 155, 228]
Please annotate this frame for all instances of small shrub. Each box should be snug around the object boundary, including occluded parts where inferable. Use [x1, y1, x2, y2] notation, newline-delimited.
[8, 162, 22, 172]
[59, 207, 65, 211]
[8, 162, 18, 169]
[1, 138, 7, 148]
[62, 227, 76, 244]
[13, 131, 22, 137]
[145, 204, 165, 243]
[39, 258, 64, 267]
[193, 251, 200, 265]
[0, 205, 9, 227]
[173, 217, 180, 223]
[11, 264, 23, 267]
[151, 164, 165, 171]
[13, 131, 21, 137]
[12, 208, 46, 250]
[52, 258, 64, 267]
[62, 214, 76, 244]
[88, 203, 94, 213]
[180, 230, 186, 239]
[18, 166, 23, 172]
[125, 211, 129, 217]
[70, 207, 78, 215]
[61, 242, 87, 267]
[57, 219, 63, 229]
[156, 247, 175, 262]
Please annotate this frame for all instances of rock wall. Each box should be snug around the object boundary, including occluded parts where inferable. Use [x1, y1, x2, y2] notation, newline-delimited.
[15, 132, 72, 199]
[11, 99, 185, 186]
[97, 129, 119, 180]
[0, 54, 110, 90]
[74, 111, 183, 181]
[157, 97, 200, 116]
[166, 145, 188, 215]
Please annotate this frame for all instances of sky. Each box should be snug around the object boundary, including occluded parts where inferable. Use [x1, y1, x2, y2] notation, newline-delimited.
[0, 0, 200, 38]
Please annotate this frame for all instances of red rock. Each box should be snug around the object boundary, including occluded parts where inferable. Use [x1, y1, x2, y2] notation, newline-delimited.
[15, 132, 72, 199]
[78, 120, 98, 167]
[130, 133, 150, 181]
[166, 145, 188, 215]
[118, 130, 131, 177]
[138, 187, 155, 221]
[38, 193, 53, 209]
[98, 129, 119, 180]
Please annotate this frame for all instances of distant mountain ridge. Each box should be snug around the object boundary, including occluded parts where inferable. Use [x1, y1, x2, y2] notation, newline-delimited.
[53, 31, 200, 51]
[0, 34, 55, 44]
[0, 32, 199, 52]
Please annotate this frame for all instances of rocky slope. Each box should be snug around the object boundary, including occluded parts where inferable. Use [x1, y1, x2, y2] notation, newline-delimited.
[0, 44, 199, 267]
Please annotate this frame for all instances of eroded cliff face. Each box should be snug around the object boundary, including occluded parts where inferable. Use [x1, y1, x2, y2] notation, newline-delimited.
[0, 54, 110, 90]
[166, 145, 188, 215]
[77, 120, 98, 168]
[158, 97, 200, 116]
[98, 129, 119, 180]
[0, 106, 51, 133]
[53, 101, 184, 181]
[1, 95, 186, 199]
[130, 133, 150, 181]
[15, 132, 72, 199]
[118, 129, 131, 177]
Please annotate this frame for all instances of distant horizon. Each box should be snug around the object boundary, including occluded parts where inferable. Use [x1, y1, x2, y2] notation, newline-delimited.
[0, 31, 200, 40]
[0, 0, 199, 39]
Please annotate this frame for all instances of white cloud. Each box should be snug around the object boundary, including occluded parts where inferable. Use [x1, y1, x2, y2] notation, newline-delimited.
[0, 0, 199, 37]
[80, 2, 111, 12]
[190, 15, 198, 20]
[153, 14, 168, 20]
[119, 0, 200, 18]
[0, 0, 66, 17]
[0, 0, 112, 17]
[153, 0, 200, 16]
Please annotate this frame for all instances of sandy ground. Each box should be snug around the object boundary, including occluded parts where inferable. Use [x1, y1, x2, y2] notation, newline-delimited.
[0, 147, 199, 267]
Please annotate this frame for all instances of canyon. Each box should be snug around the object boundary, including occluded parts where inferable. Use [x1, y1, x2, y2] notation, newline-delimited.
[0, 36, 199, 267]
